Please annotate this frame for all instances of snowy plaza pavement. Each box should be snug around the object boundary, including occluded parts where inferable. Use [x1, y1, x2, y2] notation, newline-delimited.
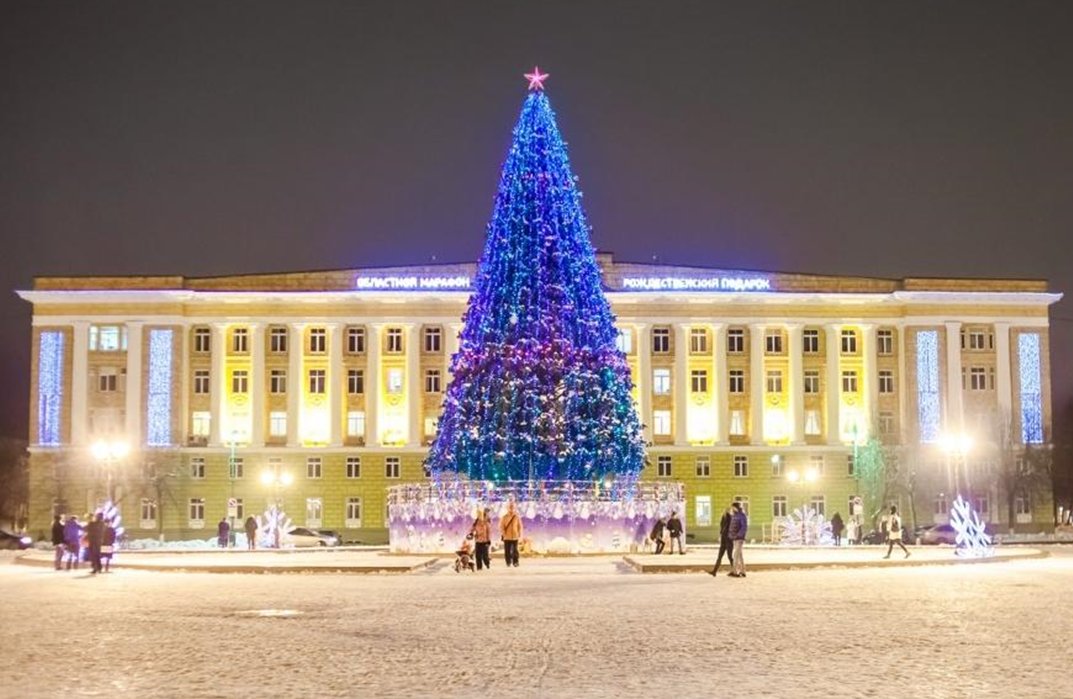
[2, 548, 1072, 699]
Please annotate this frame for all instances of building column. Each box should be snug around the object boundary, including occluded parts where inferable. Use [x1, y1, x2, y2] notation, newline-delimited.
[328, 323, 344, 447]
[749, 324, 765, 445]
[673, 323, 689, 446]
[944, 321, 964, 434]
[209, 323, 227, 447]
[713, 323, 729, 444]
[124, 322, 144, 446]
[787, 324, 804, 445]
[406, 324, 422, 447]
[896, 323, 908, 444]
[366, 324, 381, 447]
[179, 323, 190, 445]
[635, 324, 653, 443]
[286, 323, 304, 447]
[70, 321, 90, 446]
[862, 323, 878, 438]
[994, 322, 1012, 420]
[825, 324, 841, 445]
[249, 323, 265, 446]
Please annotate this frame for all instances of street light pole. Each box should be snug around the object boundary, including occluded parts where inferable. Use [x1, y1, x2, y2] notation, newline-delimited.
[91, 439, 130, 505]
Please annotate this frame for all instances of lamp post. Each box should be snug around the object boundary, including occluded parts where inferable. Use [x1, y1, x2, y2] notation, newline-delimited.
[91, 439, 130, 504]
[786, 466, 819, 544]
[260, 464, 293, 548]
[226, 430, 241, 548]
[940, 433, 973, 499]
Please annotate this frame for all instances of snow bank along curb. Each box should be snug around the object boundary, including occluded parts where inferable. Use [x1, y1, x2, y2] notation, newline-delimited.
[12, 552, 437, 575]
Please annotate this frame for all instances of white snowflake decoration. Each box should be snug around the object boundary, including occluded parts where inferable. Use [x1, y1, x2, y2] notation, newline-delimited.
[777, 506, 834, 546]
[258, 506, 295, 548]
[950, 495, 993, 558]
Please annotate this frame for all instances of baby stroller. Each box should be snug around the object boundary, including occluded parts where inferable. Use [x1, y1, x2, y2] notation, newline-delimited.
[454, 534, 476, 573]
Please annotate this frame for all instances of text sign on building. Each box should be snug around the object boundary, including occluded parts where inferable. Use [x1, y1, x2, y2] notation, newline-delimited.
[355, 275, 472, 291]
[620, 276, 772, 292]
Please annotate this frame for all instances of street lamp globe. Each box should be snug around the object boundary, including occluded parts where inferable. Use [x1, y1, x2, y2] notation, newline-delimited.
[260, 470, 275, 486]
[280, 472, 294, 486]
[805, 467, 819, 483]
[786, 470, 800, 484]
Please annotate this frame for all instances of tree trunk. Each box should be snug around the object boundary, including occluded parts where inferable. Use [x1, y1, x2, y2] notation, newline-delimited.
[1006, 494, 1016, 534]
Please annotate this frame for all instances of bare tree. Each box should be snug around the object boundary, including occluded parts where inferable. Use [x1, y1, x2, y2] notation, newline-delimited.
[995, 412, 1049, 531]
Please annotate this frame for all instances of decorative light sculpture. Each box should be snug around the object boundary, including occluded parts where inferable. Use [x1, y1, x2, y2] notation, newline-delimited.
[146, 328, 174, 447]
[37, 331, 65, 445]
[1018, 333, 1043, 444]
[916, 330, 940, 443]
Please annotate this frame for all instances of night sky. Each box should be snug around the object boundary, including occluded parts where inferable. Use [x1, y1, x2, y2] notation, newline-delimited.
[2, 1, 1071, 441]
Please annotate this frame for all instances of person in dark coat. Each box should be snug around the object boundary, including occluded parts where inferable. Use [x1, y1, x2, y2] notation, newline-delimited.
[708, 507, 734, 576]
[63, 516, 82, 571]
[86, 513, 105, 575]
[666, 511, 685, 554]
[217, 517, 231, 549]
[244, 516, 258, 550]
[831, 512, 845, 547]
[728, 502, 749, 578]
[50, 515, 65, 571]
[101, 523, 117, 573]
[650, 516, 666, 555]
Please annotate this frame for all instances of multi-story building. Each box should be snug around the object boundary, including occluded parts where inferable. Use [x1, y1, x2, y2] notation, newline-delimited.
[19, 253, 1061, 542]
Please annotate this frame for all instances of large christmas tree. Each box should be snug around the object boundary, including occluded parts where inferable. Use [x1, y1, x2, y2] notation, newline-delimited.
[426, 69, 646, 482]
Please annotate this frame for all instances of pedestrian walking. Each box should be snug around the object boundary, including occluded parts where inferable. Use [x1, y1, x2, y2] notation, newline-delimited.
[50, 515, 65, 571]
[883, 506, 910, 559]
[728, 502, 748, 578]
[217, 517, 231, 549]
[63, 515, 81, 571]
[101, 521, 116, 573]
[244, 515, 258, 550]
[86, 513, 105, 575]
[708, 507, 734, 576]
[500, 501, 523, 568]
[472, 508, 492, 571]
[831, 512, 845, 546]
[666, 511, 685, 554]
[650, 516, 666, 555]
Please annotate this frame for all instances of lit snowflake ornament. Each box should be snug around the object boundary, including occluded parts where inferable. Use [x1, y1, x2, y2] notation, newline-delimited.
[777, 506, 834, 546]
[950, 495, 993, 558]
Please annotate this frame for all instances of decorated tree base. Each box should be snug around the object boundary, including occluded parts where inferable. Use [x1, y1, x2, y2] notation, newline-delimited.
[388, 480, 685, 554]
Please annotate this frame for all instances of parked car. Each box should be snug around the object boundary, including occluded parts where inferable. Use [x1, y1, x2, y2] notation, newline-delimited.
[0, 530, 33, 550]
[920, 522, 995, 545]
[287, 528, 339, 548]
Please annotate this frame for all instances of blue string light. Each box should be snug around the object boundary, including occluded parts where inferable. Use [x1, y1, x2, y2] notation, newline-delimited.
[37, 331, 64, 446]
[916, 330, 940, 443]
[146, 328, 174, 447]
[1018, 332, 1043, 444]
[426, 88, 646, 482]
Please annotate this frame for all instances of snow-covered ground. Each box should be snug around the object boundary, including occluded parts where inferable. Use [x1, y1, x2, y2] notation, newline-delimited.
[2, 547, 1072, 699]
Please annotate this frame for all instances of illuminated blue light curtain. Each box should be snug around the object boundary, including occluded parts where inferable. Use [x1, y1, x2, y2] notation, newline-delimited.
[1018, 333, 1043, 444]
[426, 90, 646, 482]
[146, 328, 174, 446]
[916, 330, 940, 443]
[37, 331, 65, 445]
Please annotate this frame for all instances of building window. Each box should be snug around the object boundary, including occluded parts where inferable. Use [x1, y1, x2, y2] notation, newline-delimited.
[841, 329, 858, 354]
[803, 329, 820, 354]
[228, 457, 244, 480]
[879, 411, 895, 436]
[935, 494, 949, 516]
[269, 412, 287, 437]
[771, 455, 784, 478]
[727, 328, 745, 353]
[804, 371, 820, 394]
[347, 411, 365, 438]
[1014, 493, 1031, 517]
[190, 457, 206, 479]
[232, 498, 245, 520]
[194, 370, 210, 394]
[270, 327, 288, 353]
[346, 457, 361, 479]
[810, 495, 826, 516]
[733, 496, 750, 516]
[766, 370, 783, 394]
[729, 370, 745, 394]
[695, 456, 711, 477]
[657, 456, 672, 477]
[653, 410, 672, 436]
[423, 326, 442, 353]
[974, 495, 990, 519]
[98, 367, 119, 392]
[90, 325, 127, 352]
[139, 498, 157, 527]
[194, 327, 211, 353]
[231, 328, 248, 354]
[348, 369, 364, 395]
[306, 457, 322, 479]
[772, 496, 788, 518]
[968, 330, 987, 351]
[733, 455, 749, 478]
[345, 497, 362, 528]
[188, 498, 205, 525]
[810, 454, 825, 476]
[879, 370, 894, 394]
[309, 328, 327, 354]
[877, 329, 894, 355]
[270, 369, 287, 394]
[841, 371, 859, 394]
[805, 410, 821, 436]
[425, 369, 442, 393]
[969, 367, 988, 391]
[689, 328, 708, 354]
[387, 368, 404, 394]
[729, 410, 745, 436]
[191, 412, 211, 438]
[765, 331, 783, 354]
[846, 454, 855, 477]
[347, 327, 365, 354]
[691, 370, 708, 394]
[306, 498, 323, 528]
[652, 327, 671, 354]
[231, 370, 249, 394]
[386, 328, 403, 354]
[385, 456, 401, 479]
[308, 369, 326, 394]
[653, 369, 671, 395]
[615, 328, 632, 354]
[695, 495, 712, 526]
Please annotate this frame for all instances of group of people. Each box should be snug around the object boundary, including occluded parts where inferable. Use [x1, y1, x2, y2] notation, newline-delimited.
[50, 513, 117, 574]
[211, 516, 262, 549]
[456, 501, 524, 572]
[708, 502, 749, 578]
[648, 512, 685, 554]
[828, 512, 867, 546]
